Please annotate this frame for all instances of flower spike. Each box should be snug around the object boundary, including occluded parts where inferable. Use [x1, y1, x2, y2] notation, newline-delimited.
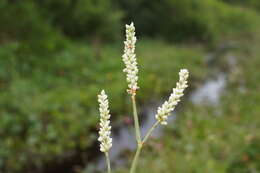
[98, 90, 112, 152]
[122, 22, 139, 95]
[155, 69, 189, 125]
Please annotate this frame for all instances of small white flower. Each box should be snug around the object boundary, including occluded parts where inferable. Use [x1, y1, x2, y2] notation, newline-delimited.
[98, 90, 112, 152]
[155, 69, 189, 125]
[122, 22, 139, 95]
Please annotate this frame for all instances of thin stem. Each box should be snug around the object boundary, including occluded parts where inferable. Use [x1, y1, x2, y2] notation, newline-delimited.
[129, 145, 142, 173]
[105, 152, 111, 173]
[131, 95, 141, 144]
[129, 95, 159, 173]
[129, 121, 160, 173]
[142, 121, 159, 144]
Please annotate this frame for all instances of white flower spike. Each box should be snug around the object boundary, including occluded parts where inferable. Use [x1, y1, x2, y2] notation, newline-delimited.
[98, 90, 112, 152]
[155, 69, 189, 125]
[122, 22, 139, 95]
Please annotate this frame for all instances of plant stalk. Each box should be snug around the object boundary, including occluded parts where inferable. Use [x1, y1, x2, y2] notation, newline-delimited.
[129, 121, 160, 173]
[142, 121, 159, 144]
[105, 152, 111, 173]
[129, 144, 142, 173]
[131, 95, 141, 144]
[130, 95, 160, 173]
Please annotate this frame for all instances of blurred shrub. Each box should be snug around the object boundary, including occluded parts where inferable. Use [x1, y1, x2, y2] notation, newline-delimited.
[115, 0, 258, 42]
[0, 0, 258, 45]
[0, 1, 68, 54]
[36, 0, 122, 41]
[1, 0, 257, 46]
[0, 0, 122, 55]
[0, 44, 98, 172]
[221, 0, 260, 10]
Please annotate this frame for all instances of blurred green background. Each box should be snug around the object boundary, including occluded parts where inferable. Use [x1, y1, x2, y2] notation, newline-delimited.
[0, 0, 260, 172]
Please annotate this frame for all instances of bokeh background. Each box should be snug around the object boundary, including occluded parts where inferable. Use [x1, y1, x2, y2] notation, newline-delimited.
[0, 0, 260, 173]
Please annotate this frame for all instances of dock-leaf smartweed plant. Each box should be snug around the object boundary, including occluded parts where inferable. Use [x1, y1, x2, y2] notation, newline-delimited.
[97, 22, 189, 173]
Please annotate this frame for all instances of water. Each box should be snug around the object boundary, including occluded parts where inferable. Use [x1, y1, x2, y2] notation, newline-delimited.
[190, 73, 226, 105]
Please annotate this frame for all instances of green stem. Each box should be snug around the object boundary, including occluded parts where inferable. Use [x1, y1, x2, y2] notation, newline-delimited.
[131, 95, 141, 144]
[129, 95, 159, 173]
[142, 121, 159, 144]
[129, 121, 160, 173]
[105, 152, 111, 173]
[129, 145, 142, 173]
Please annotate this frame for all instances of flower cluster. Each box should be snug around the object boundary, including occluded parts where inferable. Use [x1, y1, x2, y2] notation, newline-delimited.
[98, 90, 112, 152]
[122, 22, 139, 95]
[155, 69, 189, 125]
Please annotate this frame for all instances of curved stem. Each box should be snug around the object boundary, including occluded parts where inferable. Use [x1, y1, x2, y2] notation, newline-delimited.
[131, 95, 141, 144]
[142, 121, 159, 144]
[105, 152, 111, 173]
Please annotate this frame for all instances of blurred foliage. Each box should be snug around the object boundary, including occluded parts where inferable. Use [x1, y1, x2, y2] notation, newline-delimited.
[221, 0, 260, 10]
[0, 0, 260, 172]
[0, 0, 122, 54]
[0, 0, 259, 46]
[115, 0, 258, 42]
[0, 1, 68, 54]
[37, 0, 122, 40]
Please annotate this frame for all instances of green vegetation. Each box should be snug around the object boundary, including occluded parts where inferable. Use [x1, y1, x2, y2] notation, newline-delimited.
[221, 0, 260, 10]
[117, 0, 259, 41]
[0, 0, 260, 172]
